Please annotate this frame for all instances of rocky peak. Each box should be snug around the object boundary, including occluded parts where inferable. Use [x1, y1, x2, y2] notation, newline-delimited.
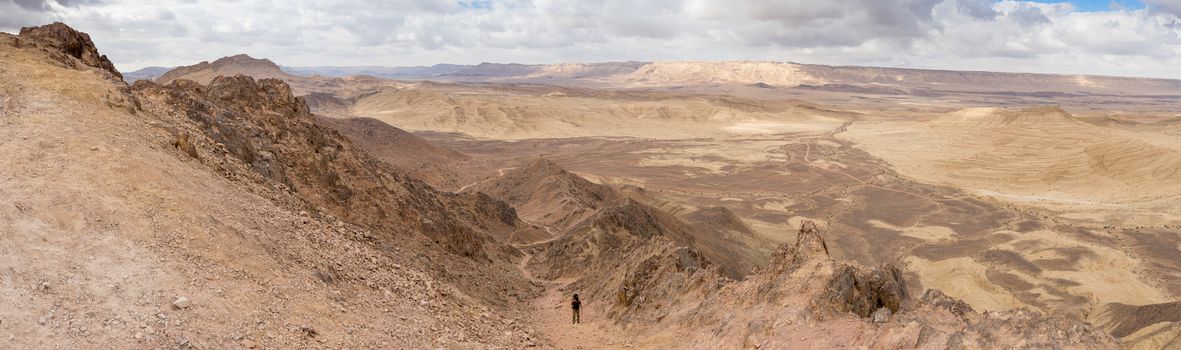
[758, 221, 907, 317]
[17, 22, 122, 80]
[521, 158, 565, 176]
[470, 157, 617, 231]
[155, 54, 291, 84]
[209, 54, 281, 70]
[204, 75, 307, 117]
[768, 219, 830, 272]
[920, 288, 974, 318]
[589, 198, 680, 239]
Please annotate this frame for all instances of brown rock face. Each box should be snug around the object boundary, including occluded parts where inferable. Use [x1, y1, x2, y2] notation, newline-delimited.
[920, 288, 974, 318]
[822, 263, 907, 316]
[768, 219, 830, 272]
[18, 22, 122, 80]
[762, 220, 907, 317]
[132, 75, 530, 261]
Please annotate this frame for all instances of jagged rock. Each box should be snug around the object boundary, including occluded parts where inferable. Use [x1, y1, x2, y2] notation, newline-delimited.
[133, 75, 517, 260]
[821, 263, 907, 317]
[18, 22, 122, 80]
[767, 219, 829, 273]
[921, 289, 974, 318]
[761, 220, 907, 317]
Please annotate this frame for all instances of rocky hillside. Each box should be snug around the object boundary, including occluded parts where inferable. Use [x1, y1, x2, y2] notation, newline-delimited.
[313, 116, 472, 190]
[473, 159, 763, 279]
[132, 75, 537, 262]
[1, 23, 544, 349]
[468, 158, 618, 232]
[565, 220, 1120, 348]
[681, 206, 772, 276]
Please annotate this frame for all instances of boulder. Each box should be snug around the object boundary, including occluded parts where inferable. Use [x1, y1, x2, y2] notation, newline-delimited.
[821, 263, 907, 317]
[18, 22, 122, 80]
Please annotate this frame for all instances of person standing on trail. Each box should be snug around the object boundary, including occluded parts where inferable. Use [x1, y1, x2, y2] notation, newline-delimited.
[571, 294, 581, 324]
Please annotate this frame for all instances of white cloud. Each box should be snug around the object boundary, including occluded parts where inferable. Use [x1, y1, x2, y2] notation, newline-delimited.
[1144, 0, 1181, 16]
[2, 0, 1179, 79]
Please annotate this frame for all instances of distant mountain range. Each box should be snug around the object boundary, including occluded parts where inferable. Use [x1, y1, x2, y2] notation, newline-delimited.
[121, 66, 172, 82]
[127, 55, 1181, 97]
[281, 64, 470, 79]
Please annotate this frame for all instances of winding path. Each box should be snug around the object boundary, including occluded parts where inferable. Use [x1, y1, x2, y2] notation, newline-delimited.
[513, 222, 624, 348]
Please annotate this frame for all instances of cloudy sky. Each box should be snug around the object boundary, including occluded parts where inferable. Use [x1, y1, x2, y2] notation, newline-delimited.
[3, 0, 1180, 78]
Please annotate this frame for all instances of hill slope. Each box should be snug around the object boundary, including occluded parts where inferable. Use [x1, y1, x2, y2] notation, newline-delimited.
[313, 116, 471, 189]
[468, 158, 618, 233]
[155, 54, 295, 85]
[1, 23, 543, 349]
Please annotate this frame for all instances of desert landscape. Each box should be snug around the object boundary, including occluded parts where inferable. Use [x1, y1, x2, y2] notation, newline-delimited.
[3, 7, 1181, 349]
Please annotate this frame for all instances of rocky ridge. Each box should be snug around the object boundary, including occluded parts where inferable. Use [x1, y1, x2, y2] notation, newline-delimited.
[573, 220, 1120, 348]
[1, 23, 546, 349]
[469, 158, 618, 232]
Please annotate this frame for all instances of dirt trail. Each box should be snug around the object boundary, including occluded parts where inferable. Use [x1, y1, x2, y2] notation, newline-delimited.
[502, 187, 628, 348]
[516, 248, 626, 349]
[455, 167, 519, 193]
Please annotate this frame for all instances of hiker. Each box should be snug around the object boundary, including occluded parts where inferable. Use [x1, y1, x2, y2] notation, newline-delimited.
[571, 294, 581, 324]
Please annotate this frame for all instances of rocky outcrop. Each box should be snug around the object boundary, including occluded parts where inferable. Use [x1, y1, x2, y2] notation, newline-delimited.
[614, 245, 711, 308]
[593, 220, 1122, 349]
[131, 75, 532, 262]
[753, 219, 906, 317]
[18, 22, 122, 80]
[528, 197, 689, 279]
[920, 289, 974, 318]
[766, 219, 829, 273]
[822, 263, 907, 317]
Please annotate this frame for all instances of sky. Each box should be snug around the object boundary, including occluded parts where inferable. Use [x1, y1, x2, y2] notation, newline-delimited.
[2, 0, 1181, 79]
